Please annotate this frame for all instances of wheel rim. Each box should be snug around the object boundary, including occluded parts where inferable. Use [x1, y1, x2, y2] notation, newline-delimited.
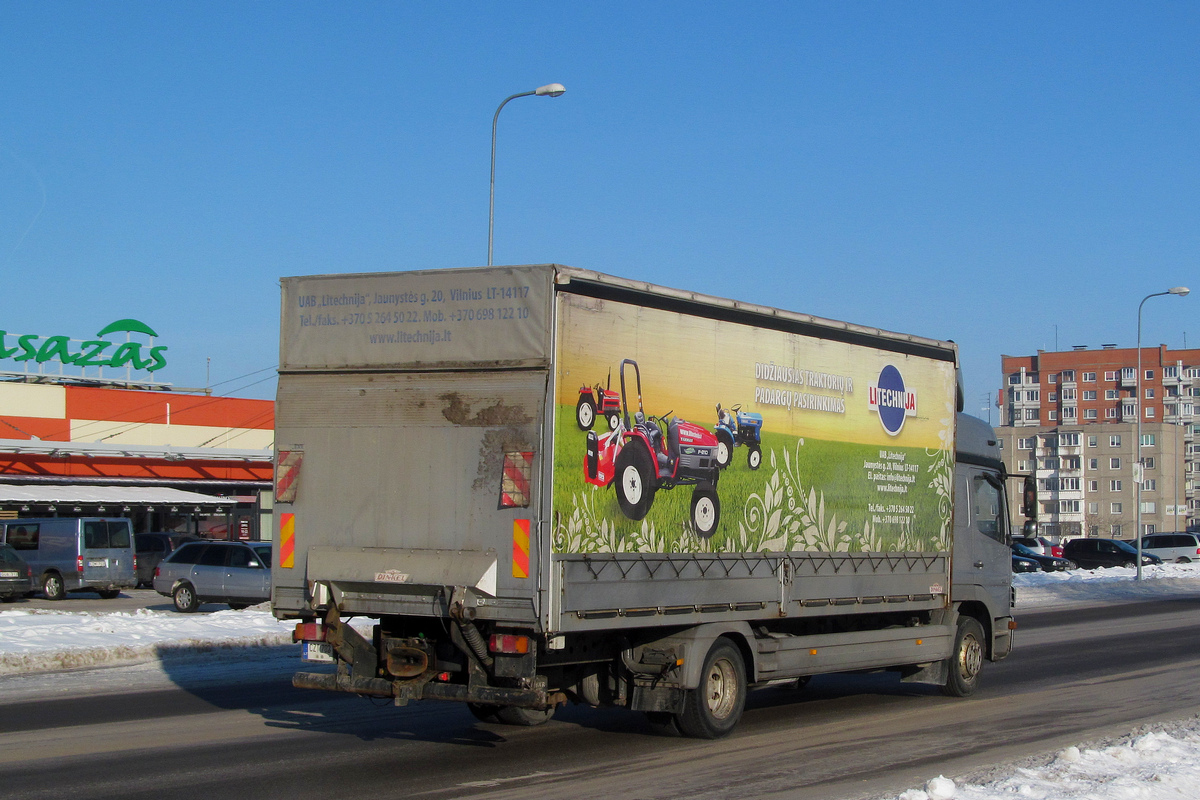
[749, 449, 761, 468]
[716, 442, 730, 465]
[177, 588, 192, 609]
[621, 464, 644, 504]
[577, 403, 593, 428]
[46, 577, 61, 596]
[957, 632, 982, 680]
[705, 657, 739, 721]
[694, 496, 717, 534]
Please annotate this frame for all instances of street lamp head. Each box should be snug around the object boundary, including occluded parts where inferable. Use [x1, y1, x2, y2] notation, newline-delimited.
[1168, 286, 1190, 297]
[535, 83, 566, 98]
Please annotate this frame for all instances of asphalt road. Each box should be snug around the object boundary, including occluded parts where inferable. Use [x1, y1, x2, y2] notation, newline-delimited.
[2, 598, 1200, 800]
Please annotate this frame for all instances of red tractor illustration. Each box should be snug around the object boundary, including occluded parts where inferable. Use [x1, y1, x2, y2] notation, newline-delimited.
[583, 359, 722, 537]
[575, 371, 622, 431]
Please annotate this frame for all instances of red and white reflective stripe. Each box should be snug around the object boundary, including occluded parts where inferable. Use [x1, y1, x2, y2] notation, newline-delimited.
[500, 451, 534, 508]
[276, 450, 303, 504]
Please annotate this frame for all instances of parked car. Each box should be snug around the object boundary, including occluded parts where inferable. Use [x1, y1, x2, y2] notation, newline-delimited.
[1062, 538, 1163, 570]
[1138, 532, 1200, 564]
[0, 544, 34, 601]
[153, 540, 272, 612]
[1012, 553, 1041, 573]
[1013, 535, 1064, 559]
[1011, 542, 1076, 572]
[134, 532, 200, 588]
[0, 517, 137, 599]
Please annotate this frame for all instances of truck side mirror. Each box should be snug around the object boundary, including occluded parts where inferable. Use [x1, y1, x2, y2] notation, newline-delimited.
[1022, 475, 1038, 520]
[1022, 520, 1038, 538]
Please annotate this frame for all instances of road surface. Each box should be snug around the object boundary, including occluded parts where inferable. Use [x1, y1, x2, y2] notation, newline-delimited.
[1, 597, 1199, 800]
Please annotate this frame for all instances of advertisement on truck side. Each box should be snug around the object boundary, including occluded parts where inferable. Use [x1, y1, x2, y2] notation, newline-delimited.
[552, 291, 957, 556]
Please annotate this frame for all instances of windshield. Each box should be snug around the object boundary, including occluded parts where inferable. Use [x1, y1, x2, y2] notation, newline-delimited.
[1012, 543, 1037, 556]
[1112, 540, 1139, 555]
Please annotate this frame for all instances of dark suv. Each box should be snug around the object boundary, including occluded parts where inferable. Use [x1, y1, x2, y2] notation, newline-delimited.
[1062, 538, 1162, 570]
[134, 532, 199, 588]
[152, 540, 272, 612]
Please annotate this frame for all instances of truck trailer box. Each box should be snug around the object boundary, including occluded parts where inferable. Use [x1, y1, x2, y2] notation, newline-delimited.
[273, 264, 1018, 737]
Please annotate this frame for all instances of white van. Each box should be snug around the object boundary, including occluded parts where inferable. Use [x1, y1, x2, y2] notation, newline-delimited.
[0, 518, 137, 599]
[1139, 532, 1200, 564]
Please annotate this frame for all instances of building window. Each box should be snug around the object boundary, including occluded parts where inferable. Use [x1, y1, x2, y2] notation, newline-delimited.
[1165, 366, 1178, 378]
[1105, 371, 1118, 381]
[1141, 434, 1155, 446]
[1141, 501, 1156, 513]
[1106, 389, 1119, 400]
[1062, 407, 1077, 419]
[1018, 437, 1034, 449]
[1025, 409, 1039, 420]
[1009, 374, 1021, 385]
[1083, 372, 1096, 382]
[1049, 411, 1058, 420]
[1083, 390, 1097, 401]
[1122, 367, 1136, 381]
[1145, 407, 1155, 419]
[1062, 388, 1076, 400]
[1110, 458, 1121, 469]
[1084, 409, 1098, 419]
[1111, 524, 1123, 537]
[1145, 388, 1155, 399]
[1088, 480, 1099, 491]
[1017, 460, 1030, 472]
[1123, 403, 1137, 417]
[1145, 370, 1154, 380]
[1105, 408, 1118, 419]
[1060, 477, 1080, 490]
[1061, 433, 1081, 446]
[1063, 456, 1081, 469]
[1047, 392, 1057, 402]
[1110, 480, 1123, 491]
[1144, 457, 1155, 469]
[1048, 373, 1058, 384]
[1060, 500, 1080, 513]
[1167, 404, 1177, 416]
[1088, 436, 1098, 447]
[1089, 458, 1099, 469]
[1088, 502, 1099, 514]
[1143, 479, 1157, 491]
[1061, 370, 1075, 382]
[1110, 435, 1122, 447]
[1042, 457, 1060, 470]
[1111, 503, 1123, 514]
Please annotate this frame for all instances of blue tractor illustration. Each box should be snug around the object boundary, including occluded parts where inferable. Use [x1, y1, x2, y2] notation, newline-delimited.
[714, 403, 763, 470]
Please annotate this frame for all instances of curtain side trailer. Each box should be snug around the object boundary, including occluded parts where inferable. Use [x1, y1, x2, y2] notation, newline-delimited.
[273, 265, 1032, 738]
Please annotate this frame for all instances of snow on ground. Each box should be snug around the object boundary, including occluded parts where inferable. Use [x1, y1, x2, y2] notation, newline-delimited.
[2, 564, 1200, 799]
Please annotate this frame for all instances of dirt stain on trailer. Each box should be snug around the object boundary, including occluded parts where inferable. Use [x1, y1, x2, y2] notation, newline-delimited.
[439, 392, 536, 491]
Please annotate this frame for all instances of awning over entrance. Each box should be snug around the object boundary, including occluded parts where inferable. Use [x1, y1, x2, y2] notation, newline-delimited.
[0, 484, 236, 509]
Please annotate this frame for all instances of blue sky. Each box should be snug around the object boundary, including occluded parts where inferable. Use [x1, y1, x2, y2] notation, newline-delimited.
[0, 3, 1196, 414]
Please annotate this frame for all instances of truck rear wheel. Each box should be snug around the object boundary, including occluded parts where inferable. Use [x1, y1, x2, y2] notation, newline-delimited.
[576, 395, 596, 430]
[941, 615, 985, 697]
[494, 705, 555, 726]
[676, 639, 746, 739]
[614, 445, 656, 520]
[715, 430, 734, 468]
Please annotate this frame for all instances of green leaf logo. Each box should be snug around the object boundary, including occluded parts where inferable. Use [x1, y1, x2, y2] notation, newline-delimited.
[96, 319, 159, 338]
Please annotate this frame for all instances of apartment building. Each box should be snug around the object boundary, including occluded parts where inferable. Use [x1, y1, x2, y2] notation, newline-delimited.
[998, 345, 1199, 539]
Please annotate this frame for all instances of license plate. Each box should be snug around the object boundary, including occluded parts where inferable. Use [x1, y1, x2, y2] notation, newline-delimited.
[88, 559, 107, 568]
[302, 641, 335, 663]
[0, 571, 17, 578]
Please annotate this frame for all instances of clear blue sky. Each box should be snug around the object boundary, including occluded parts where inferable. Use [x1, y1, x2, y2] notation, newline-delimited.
[1, 2, 1196, 414]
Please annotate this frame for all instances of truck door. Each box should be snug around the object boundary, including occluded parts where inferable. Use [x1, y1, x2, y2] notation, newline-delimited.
[953, 467, 1012, 615]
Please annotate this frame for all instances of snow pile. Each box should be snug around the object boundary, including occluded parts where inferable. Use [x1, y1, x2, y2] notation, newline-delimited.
[1013, 561, 1200, 608]
[0, 605, 295, 673]
[889, 720, 1200, 799]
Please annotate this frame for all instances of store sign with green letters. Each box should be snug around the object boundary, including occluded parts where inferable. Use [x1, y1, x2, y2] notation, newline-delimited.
[0, 319, 168, 373]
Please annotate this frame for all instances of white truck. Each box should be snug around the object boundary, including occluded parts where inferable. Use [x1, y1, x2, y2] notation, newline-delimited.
[272, 264, 1032, 738]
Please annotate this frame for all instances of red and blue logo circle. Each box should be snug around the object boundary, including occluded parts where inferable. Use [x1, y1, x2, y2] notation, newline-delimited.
[868, 365, 917, 436]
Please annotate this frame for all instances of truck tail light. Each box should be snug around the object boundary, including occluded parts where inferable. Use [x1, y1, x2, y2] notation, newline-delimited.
[154, 566, 161, 579]
[489, 634, 530, 654]
[500, 451, 533, 509]
[76, 555, 84, 574]
[133, 555, 138, 571]
[293, 622, 326, 643]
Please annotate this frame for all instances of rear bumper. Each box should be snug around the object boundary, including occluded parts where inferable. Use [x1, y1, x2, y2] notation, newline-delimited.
[293, 671, 551, 708]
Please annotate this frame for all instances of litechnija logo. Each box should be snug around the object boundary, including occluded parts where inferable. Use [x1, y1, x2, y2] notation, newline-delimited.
[0, 319, 168, 373]
[868, 364, 917, 436]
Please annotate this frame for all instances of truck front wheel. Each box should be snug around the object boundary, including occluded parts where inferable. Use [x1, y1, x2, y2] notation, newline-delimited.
[747, 445, 762, 470]
[676, 639, 746, 739]
[941, 615, 985, 697]
[715, 430, 734, 468]
[690, 489, 720, 538]
[614, 445, 656, 520]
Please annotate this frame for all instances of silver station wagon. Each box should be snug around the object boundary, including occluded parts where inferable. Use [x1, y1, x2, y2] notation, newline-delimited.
[153, 540, 272, 612]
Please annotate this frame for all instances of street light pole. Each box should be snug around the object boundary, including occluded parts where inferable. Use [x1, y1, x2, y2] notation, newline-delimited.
[488, 83, 566, 267]
[1135, 286, 1191, 580]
